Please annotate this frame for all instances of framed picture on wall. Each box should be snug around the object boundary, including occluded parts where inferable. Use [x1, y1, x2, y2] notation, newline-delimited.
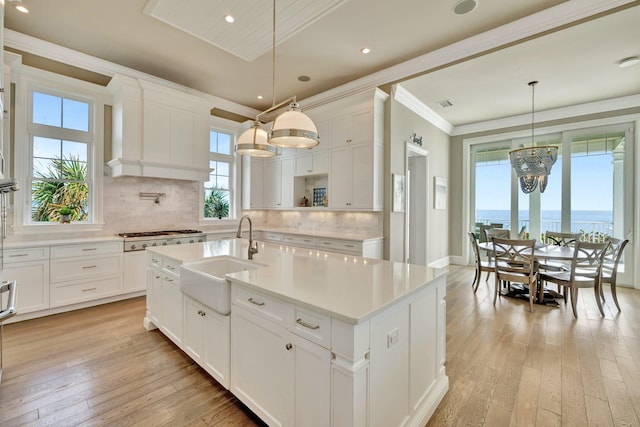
[392, 173, 405, 212]
[434, 176, 447, 210]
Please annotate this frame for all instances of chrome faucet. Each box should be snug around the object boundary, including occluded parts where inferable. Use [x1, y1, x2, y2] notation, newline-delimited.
[237, 215, 258, 260]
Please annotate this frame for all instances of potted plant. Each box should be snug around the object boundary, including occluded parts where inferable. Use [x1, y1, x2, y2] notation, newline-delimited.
[59, 206, 73, 223]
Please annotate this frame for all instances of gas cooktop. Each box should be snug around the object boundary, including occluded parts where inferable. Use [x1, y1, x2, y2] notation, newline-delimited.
[118, 229, 203, 238]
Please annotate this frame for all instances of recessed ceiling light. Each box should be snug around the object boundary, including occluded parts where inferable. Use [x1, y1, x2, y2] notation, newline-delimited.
[224, 14, 235, 23]
[361, 48, 370, 54]
[618, 56, 640, 68]
[298, 75, 311, 82]
[9, 0, 29, 13]
[453, 0, 478, 15]
[257, 95, 263, 100]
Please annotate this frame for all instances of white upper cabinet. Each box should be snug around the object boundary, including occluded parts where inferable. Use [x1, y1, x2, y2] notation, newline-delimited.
[107, 75, 211, 181]
[328, 109, 375, 148]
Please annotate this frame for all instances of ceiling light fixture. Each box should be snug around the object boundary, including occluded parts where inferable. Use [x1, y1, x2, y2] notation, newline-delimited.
[361, 47, 370, 54]
[453, 0, 478, 15]
[509, 81, 558, 193]
[618, 56, 640, 68]
[9, 0, 29, 13]
[224, 14, 235, 23]
[236, 0, 319, 156]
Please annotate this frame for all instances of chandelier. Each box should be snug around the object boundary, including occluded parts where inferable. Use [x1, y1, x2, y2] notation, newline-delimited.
[509, 81, 558, 193]
[236, 0, 319, 157]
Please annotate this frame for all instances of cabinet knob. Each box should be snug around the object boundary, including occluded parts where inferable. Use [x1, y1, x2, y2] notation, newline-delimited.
[285, 343, 293, 351]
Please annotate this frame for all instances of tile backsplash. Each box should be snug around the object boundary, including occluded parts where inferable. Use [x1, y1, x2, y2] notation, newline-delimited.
[103, 176, 382, 237]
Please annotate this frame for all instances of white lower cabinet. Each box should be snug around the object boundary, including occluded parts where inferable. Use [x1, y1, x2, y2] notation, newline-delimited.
[49, 242, 123, 308]
[183, 295, 230, 389]
[160, 271, 182, 347]
[147, 267, 163, 327]
[231, 286, 331, 427]
[2, 247, 50, 314]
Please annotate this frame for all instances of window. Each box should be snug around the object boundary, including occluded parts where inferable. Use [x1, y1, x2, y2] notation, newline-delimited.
[204, 129, 234, 219]
[29, 89, 92, 223]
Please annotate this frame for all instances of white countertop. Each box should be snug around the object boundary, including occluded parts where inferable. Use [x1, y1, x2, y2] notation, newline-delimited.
[148, 239, 445, 324]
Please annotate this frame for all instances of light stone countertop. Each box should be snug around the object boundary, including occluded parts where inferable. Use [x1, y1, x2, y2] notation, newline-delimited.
[3, 235, 123, 250]
[148, 239, 445, 324]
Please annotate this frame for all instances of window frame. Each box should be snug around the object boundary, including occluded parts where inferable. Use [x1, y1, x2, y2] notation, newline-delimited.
[12, 65, 107, 234]
[200, 116, 240, 222]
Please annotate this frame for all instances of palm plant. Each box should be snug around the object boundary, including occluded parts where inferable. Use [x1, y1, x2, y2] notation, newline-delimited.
[32, 156, 88, 222]
[204, 189, 229, 219]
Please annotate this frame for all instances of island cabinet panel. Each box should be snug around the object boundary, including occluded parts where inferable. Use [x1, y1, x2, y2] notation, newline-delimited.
[159, 270, 182, 347]
[147, 267, 162, 328]
[183, 295, 230, 389]
[231, 304, 293, 426]
[291, 333, 331, 427]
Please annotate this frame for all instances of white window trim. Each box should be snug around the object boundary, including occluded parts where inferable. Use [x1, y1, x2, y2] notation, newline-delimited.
[199, 116, 242, 224]
[11, 64, 109, 235]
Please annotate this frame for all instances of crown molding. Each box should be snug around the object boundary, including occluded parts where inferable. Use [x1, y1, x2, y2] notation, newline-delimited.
[3, 29, 260, 120]
[393, 84, 454, 135]
[452, 94, 640, 136]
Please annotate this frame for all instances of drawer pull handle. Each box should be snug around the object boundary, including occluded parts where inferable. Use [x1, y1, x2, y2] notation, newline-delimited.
[82, 287, 97, 292]
[82, 248, 97, 251]
[9, 253, 29, 257]
[345, 244, 354, 248]
[248, 297, 265, 306]
[165, 278, 173, 282]
[296, 319, 320, 330]
[82, 265, 97, 269]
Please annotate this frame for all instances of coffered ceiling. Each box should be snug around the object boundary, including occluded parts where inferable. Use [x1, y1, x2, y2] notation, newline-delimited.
[4, 0, 640, 128]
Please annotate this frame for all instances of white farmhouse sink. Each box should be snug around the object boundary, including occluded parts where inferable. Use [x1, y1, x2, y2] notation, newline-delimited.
[180, 256, 264, 315]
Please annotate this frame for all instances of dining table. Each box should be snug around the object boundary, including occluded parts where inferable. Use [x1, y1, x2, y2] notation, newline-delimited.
[477, 241, 578, 304]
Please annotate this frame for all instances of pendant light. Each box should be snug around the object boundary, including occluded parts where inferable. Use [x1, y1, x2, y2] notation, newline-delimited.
[509, 81, 558, 193]
[236, 0, 319, 156]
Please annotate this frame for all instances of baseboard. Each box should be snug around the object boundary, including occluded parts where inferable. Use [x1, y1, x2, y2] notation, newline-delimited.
[428, 256, 451, 268]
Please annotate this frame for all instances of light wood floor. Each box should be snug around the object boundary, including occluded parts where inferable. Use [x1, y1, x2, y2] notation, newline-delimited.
[1, 266, 639, 426]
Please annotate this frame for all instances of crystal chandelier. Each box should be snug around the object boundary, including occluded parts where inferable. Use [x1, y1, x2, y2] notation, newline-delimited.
[236, 0, 319, 157]
[509, 81, 558, 193]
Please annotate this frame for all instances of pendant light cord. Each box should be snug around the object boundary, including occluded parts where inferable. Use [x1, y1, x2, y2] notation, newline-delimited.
[272, 0, 276, 108]
[529, 80, 537, 148]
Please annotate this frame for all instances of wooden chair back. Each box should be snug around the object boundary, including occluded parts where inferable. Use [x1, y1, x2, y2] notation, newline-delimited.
[602, 237, 629, 279]
[492, 238, 536, 282]
[570, 241, 610, 281]
[544, 231, 581, 247]
[486, 228, 510, 241]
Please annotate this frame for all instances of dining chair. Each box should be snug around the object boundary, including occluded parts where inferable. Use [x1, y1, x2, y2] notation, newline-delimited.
[538, 241, 610, 318]
[539, 231, 582, 297]
[492, 237, 538, 312]
[486, 228, 510, 241]
[468, 231, 494, 293]
[600, 237, 629, 312]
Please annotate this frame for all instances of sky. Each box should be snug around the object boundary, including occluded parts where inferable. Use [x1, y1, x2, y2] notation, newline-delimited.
[476, 153, 614, 212]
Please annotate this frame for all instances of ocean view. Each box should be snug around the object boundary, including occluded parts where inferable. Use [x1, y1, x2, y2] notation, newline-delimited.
[476, 210, 614, 236]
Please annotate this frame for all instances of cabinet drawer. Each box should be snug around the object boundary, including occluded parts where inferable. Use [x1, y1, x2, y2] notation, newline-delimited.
[233, 286, 287, 326]
[290, 305, 331, 349]
[50, 255, 121, 283]
[149, 252, 161, 268]
[51, 242, 122, 259]
[283, 234, 317, 249]
[262, 232, 283, 243]
[3, 247, 49, 263]
[50, 276, 121, 307]
[317, 238, 362, 255]
[162, 258, 181, 276]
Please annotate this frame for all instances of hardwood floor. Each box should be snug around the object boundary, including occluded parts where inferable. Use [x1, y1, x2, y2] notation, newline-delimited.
[1, 266, 639, 426]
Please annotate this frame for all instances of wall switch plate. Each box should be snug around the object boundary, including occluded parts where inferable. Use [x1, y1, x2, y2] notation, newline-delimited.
[387, 328, 400, 348]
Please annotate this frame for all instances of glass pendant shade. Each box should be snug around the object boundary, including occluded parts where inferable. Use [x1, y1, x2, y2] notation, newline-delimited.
[236, 121, 276, 157]
[269, 103, 320, 148]
[509, 145, 558, 193]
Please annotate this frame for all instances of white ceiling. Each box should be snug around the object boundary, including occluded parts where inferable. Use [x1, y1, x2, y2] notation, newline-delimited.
[4, 0, 640, 127]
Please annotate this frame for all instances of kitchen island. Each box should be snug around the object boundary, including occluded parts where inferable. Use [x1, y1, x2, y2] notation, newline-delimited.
[145, 239, 448, 427]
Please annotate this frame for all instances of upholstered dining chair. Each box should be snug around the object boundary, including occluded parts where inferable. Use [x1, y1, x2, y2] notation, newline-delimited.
[468, 231, 494, 293]
[600, 237, 629, 312]
[492, 237, 538, 312]
[539, 241, 610, 318]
